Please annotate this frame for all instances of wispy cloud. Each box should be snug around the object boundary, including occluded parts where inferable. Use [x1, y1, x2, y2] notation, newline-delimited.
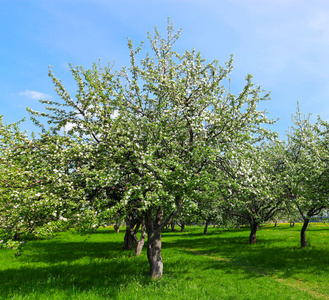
[19, 89, 52, 100]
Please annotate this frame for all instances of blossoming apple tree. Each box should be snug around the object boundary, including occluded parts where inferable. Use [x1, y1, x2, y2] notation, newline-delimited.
[0, 117, 93, 249]
[284, 108, 329, 247]
[27, 21, 274, 278]
[221, 141, 287, 244]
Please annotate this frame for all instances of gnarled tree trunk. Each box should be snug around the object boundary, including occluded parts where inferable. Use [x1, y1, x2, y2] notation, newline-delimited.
[145, 208, 164, 279]
[180, 222, 185, 232]
[113, 224, 120, 233]
[134, 220, 146, 256]
[249, 220, 258, 244]
[123, 215, 140, 250]
[203, 219, 210, 235]
[123, 226, 135, 250]
[301, 218, 309, 247]
[147, 229, 163, 279]
[170, 222, 175, 231]
[144, 196, 182, 279]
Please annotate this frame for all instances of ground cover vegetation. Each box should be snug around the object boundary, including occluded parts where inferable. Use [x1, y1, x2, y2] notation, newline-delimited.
[2, 19, 329, 284]
[0, 225, 329, 299]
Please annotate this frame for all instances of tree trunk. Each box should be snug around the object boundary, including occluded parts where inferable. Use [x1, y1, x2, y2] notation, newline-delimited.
[144, 197, 182, 279]
[170, 222, 175, 231]
[123, 215, 141, 250]
[145, 207, 165, 279]
[180, 222, 185, 232]
[134, 222, 141, 235]
[249, 221, 258, 244]
[113, 224, 120, 233]
[13, 232, 20, 241]
[301, 218, 310, 247]
[146, 229, 163, 279]
[203, 219, 210, 235]
[134, 221, 146, 256]
[123, 226, 135, 250]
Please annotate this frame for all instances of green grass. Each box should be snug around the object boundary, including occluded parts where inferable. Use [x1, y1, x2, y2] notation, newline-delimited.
[1, 224, 329, 299]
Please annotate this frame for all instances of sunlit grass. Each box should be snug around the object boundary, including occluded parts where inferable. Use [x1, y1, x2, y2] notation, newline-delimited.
[1, 224, 329, 299]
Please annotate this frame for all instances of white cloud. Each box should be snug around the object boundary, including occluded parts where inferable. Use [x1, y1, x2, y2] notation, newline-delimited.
[19, 89, 52, 100]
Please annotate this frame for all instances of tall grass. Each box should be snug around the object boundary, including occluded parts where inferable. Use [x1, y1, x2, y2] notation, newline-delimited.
[1, 224, 329, 299]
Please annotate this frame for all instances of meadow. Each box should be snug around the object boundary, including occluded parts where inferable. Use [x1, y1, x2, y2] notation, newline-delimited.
[1, 224, 329, 299]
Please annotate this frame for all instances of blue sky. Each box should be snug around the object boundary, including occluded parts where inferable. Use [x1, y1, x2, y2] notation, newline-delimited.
[1, 0, 329, 138]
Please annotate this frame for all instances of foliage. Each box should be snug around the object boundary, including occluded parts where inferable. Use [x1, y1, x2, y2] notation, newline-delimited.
[221, 141, 287, 242]
[285, 109, 329, 215]
[284, 106, 329, 246]
[0, 117, 96, 249]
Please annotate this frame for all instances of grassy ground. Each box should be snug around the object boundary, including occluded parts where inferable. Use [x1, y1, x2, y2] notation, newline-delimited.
[1, 223, 329, 299]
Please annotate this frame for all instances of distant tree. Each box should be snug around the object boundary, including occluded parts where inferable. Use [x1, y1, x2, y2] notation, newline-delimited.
[284, 107, 329, 247]
[192, 180, 225, 235]
[223, 142, 286, 244]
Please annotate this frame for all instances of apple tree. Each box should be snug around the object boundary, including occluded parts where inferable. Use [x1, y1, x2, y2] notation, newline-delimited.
[28, 21, 275, 278]
[284, 108, 329, 247]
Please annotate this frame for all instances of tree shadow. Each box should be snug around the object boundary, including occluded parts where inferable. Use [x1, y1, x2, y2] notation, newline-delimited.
[2, 226, 329, 298]
[0, 239, 150, 298]
[19, 240, 126, 263]
[0, 253, 150, 298]
[167, 233, 329, 280]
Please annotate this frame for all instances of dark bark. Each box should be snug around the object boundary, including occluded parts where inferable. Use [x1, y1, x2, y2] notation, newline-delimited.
[249, 220, 258, 244]
[203, 219, 210, 235]
[123, 216, 140, 250]
[113, 224, 120, 233]
[134, 221, 146, 256]
[180, 222, 185, 232]
[147, 229, 163, 279]
[170, 222, 175, 231]
[145, 209, 164, 279]
[134, 222, 141, 235]
[144, 196, 182, 279]
[122, 215, 146, 256]
[13, 232, 20, 241]
[301, 218, 310, 247]
[123, 226, 135, 250]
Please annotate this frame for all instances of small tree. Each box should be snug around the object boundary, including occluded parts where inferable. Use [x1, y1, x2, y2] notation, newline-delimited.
[223, 141, 286, 244]
[284, 107, 329, 247]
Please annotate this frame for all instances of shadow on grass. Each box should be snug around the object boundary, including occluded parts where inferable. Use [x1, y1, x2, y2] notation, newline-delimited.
[165, 232, 329, 280]
[0, 239, 151, 298]
[20, 240, 126, 263]
[0, 254, 150, 298]
[2, 226, 329, 298]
